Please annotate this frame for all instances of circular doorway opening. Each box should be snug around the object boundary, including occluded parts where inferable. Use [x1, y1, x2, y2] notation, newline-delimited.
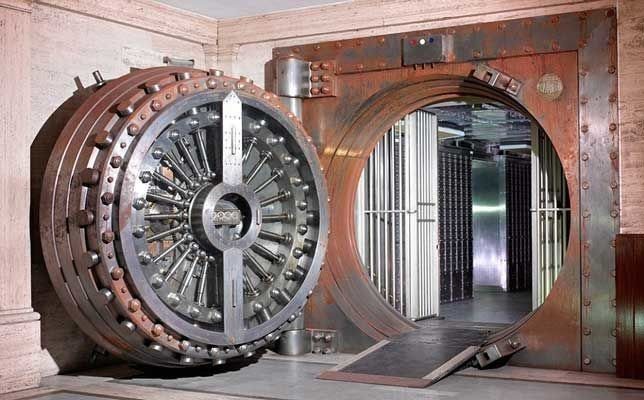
[354, 97, 570, 327]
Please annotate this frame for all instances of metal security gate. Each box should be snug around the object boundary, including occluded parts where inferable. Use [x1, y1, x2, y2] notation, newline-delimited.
[531, 127, 570, 308]
[355, 110, 439, 319]
[506, 157, 532, 292]
[439, 148, 473, 303]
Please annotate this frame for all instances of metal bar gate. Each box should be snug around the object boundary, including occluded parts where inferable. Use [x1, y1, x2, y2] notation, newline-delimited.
[531, 126, 570, 308]
[355, 110, 439, 320]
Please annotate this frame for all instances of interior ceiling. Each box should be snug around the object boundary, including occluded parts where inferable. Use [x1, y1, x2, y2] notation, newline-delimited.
[156, 0, 351, 19]
[425, 101, 532, 146]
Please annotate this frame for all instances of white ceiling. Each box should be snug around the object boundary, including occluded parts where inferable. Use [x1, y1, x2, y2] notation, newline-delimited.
[157, 0, 350, 19]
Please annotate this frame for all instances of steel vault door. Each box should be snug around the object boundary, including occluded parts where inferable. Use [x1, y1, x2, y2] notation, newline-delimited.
[267, 9, 618, 373]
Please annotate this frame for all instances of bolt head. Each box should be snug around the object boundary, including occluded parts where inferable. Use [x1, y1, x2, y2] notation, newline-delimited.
[152, 148, 164, 159]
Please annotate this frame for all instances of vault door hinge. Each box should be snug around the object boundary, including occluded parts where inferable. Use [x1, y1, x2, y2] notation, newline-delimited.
[275, 57, 337, 99]
[472, 64, 523, 96]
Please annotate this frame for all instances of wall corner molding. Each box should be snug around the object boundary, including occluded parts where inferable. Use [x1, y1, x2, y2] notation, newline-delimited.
[35, 0, 218, 45]
[0, 0, 33, 13]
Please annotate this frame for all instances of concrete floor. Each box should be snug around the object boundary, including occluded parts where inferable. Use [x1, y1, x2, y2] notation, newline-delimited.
[17, 357, 644, 400]
[439, 289, 532, 324]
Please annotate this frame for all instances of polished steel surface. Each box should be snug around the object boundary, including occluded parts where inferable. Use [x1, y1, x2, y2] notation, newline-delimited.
[39, 67, 328, 367]
[472, 158, 507, 290]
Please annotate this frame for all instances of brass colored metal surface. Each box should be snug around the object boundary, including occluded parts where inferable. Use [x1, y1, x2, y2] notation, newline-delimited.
[267, 9, 617, 372]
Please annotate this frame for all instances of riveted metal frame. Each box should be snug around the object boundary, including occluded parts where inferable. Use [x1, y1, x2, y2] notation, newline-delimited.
[268, 8, 618, 372]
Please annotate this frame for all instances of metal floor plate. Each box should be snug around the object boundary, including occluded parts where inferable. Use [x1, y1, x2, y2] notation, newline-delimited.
[319, 322, 500, 387]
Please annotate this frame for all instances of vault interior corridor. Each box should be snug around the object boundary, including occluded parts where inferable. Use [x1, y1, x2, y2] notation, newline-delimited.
[355, 98, 569, 327]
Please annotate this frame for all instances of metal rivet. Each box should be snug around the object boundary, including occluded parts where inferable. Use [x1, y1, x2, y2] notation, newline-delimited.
[110, 156, 123, 168]
[101, 192, 115, 205]
[580, 97, 588, 105]
[583, 269, 590, 277]
[582, 153, 589, 161]
[102, 231, 115, 243]
[133, 198, 147, 210]
[581, 125, 589, 133]
[584, 298, 591, 306]
[151, 100, 162, 111]
[583, 357, 591, 365]
[609, 123, 617, 131]
[111, 267, 124, 280]
[610, 151, 618, 160]
[178, 84, 188, 95]
[583, 210, 591, 218]
[310, 87, 320, 95]
[127, 124, 140, 136]
[583, 327, 592, 335]
[608, 65, 616, 74]
[610, 209, 619, 218]
[611, 299, 617, 307]
[133, 226, 145, 238]
[582, 181, 589, 190]
[206, 78, 217, 89]
[152, 324, 164, 337]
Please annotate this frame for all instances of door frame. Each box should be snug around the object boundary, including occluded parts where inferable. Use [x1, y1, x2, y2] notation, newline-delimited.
[266, 9, 617, 372]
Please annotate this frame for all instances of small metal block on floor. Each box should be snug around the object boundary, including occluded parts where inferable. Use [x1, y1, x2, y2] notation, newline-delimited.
[310, 329, 338, 354]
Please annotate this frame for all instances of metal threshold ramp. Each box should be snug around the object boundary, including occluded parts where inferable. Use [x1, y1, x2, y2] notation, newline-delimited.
[318, 321, 507, 388]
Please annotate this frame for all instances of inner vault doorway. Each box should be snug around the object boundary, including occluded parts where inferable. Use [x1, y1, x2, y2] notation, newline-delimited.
[354, 98, 569, 325]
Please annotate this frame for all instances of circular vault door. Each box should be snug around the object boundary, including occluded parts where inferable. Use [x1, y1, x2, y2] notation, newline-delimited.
[40, 67, 328, 367]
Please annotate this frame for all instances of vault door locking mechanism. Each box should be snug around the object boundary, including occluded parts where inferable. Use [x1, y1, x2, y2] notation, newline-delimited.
[472, 64, 523, 96]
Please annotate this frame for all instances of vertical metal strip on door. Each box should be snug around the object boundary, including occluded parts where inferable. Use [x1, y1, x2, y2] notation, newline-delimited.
[413, 111, 439, 318]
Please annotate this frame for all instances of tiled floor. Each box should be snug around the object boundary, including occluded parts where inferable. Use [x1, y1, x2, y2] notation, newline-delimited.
[13, 358, 643, 400]
[439, 289, 532, 324]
